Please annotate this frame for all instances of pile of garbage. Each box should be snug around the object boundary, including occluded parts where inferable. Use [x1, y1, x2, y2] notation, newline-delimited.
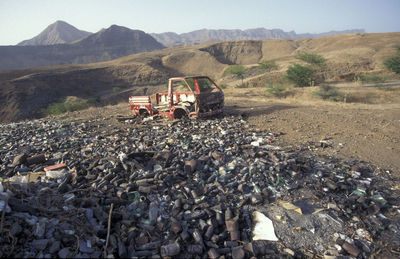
[0, 116, 399, 258]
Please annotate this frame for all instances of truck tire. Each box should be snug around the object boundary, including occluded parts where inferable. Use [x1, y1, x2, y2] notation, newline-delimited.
[174, 109, 187, 119]
[139, 109, 149, 117]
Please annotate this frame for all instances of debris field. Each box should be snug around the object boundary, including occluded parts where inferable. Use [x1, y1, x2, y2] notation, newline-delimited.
[0, 115, 399, 258]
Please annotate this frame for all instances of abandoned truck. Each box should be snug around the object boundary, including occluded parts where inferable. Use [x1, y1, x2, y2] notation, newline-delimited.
[129, 76, 224, 119]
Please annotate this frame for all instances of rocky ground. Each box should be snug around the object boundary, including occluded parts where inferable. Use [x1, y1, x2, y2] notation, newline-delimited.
[0, 104, 399, 258]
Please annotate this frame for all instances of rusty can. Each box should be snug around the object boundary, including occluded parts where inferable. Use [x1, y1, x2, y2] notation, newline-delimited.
[170, 221, 182, 235]
[116, 190, 128, 199]
[26, 153, 46, 165]
[138, 185, 152, 193]
[232, 246, 245, 259]
[161, 243, 180, 257]
[337, 239, 361, 257]
[208, 248, 220, 259]
[225, 217, 239, 232]
[229, 231, 240, 241]
[225, 207, 233, 221]
[192, 228, 203, 244]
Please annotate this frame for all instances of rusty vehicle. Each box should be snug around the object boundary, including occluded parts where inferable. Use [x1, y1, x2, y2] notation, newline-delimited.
[129, 76, 224, 119]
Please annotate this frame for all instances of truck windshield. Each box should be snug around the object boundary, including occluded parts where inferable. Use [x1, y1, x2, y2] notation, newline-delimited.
[186, 78, 219, 93]
[173, 81, 194, 92]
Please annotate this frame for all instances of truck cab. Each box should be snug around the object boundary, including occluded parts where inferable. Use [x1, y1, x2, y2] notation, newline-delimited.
[129, 76, 224, 119]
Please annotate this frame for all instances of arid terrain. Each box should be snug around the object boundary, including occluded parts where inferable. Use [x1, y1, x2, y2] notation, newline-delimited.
[1, 32, 399, 122]
[1, 32, 400, 258]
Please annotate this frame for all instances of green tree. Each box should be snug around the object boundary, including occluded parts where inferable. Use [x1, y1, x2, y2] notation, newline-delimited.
[295, 52, 327, 67]
[286, 64, 315, 87]
[226, 65, 246, 85]
[258, 60, 278, 72]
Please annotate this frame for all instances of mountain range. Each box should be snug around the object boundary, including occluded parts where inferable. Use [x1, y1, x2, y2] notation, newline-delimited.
[150, 28, 365, 47]
[0, 21, 365, 70]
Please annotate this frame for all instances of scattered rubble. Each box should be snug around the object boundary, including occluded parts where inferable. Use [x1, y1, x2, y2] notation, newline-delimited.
[0, 115, 399, 258]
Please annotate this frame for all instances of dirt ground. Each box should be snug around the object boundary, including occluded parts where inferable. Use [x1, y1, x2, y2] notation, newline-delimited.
[223, 87, 400, 176]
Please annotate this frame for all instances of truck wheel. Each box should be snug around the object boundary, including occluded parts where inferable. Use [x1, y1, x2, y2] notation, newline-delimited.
[139, 109, 149, 117]
[174, 109, 187, 119]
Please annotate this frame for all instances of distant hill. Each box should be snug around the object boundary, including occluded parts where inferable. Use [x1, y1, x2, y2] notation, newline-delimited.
[0, 25, 165, 70]
[2, 21, 366, 70]
[18, 20, 92, 46]
[151, 28, 366, 47]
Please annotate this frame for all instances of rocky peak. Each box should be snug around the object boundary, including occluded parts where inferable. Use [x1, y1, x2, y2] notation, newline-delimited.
[17, 20, 92, 46]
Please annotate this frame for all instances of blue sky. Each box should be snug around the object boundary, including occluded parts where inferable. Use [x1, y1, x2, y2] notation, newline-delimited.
[0, 0, 399, 45]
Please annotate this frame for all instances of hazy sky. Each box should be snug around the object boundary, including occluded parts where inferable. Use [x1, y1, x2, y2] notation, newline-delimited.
[1, 0, 399, 45]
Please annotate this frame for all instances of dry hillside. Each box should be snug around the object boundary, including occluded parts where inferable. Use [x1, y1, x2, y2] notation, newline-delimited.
[0, 32, 399, 123]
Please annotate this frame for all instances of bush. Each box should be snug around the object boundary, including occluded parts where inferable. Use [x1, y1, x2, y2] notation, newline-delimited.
[258, 60, 279, 72]
[226, 65, 246, 85]
[44, 98, 90, 116]
[219, 83, 227, 89]
[295, 52, 327, 66]
[383, 56, 400, 74]
[359, 74, 387, 83]
[265, 81, 288, 97]
[148, 81, 160, 86]
[313, 84, 342, 101]
[87, 97, 100, 104]
[286, 64, 315, 87]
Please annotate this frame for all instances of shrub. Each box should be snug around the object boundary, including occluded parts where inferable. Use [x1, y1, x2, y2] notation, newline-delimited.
[87, 97, 100, 104]
[295, 52, 327, 66]
[382, 44, 400, 74]
[313, 84, 342, 101]
[286, 64, 315, 87]
[226, 65, 246, 85]
[219, 83, 227, 89]
[148, 81, 160, 86]
[258, 60, 279, 72]
[44, 98, 90, 116]
[265, 81, 288, 97]
[359, 74, 387, 83]
[112, 86, 121, 92]
[383, 56, 400, 74]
